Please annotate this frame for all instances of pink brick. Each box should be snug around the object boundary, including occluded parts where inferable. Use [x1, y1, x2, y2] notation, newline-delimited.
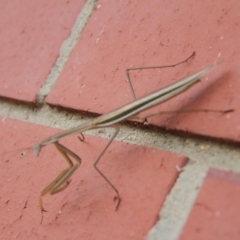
[0, 117, 187, 239]
[180, 168, 240, 240]
[0, 0, 85, 103]
[46, 0, 240, 142]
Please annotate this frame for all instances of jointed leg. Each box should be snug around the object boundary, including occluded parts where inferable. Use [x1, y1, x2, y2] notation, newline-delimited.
[93, 125, 121, 210]
[125, 51, 233, 122]
[77, 132, 85, 142]
[39, 142, 81, 223]
[125, 51, 195, 100]
[132, 108, 235, 122]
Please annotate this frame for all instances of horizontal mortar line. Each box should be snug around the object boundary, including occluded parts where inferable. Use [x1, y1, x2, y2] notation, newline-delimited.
[1, 1, 237, 239]
[1, 99, 240, 240]
[0, 101, 213, 240]
[1, 98, 240, 172]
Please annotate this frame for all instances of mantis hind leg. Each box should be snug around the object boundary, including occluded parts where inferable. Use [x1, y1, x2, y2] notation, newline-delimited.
[124, 52, 233, 122]
[125, 51, 195, 100]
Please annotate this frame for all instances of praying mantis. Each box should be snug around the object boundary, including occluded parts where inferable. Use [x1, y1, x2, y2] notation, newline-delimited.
[32, 52, 230, 222]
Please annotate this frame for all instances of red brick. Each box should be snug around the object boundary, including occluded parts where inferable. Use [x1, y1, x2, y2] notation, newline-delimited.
[0, 117, 188, 239]
[46, 0, 240, 142]
[0, 0, 85, 103]
[180, 168, 240, 240]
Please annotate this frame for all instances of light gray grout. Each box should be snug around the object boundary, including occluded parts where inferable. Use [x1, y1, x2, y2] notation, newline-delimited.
[1, 0, 240, 238]
[1, 99, 240, 240]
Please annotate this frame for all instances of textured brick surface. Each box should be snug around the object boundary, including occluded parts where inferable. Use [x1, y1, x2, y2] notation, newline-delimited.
[46, 0, 240, 142]
[0, 0, 85, 103]
[180, 168, 240, 240]
[0, 117, 187, 239]
[1, 1, 239, 239]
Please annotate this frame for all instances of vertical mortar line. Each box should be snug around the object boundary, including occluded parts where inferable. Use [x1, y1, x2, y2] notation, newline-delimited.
[147, 161, 209, 240]
[37, 0, 97, 104]
[146, 135, 240, 240]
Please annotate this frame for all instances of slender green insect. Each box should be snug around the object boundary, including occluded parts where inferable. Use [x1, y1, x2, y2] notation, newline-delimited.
[32, 52, 227, 222]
